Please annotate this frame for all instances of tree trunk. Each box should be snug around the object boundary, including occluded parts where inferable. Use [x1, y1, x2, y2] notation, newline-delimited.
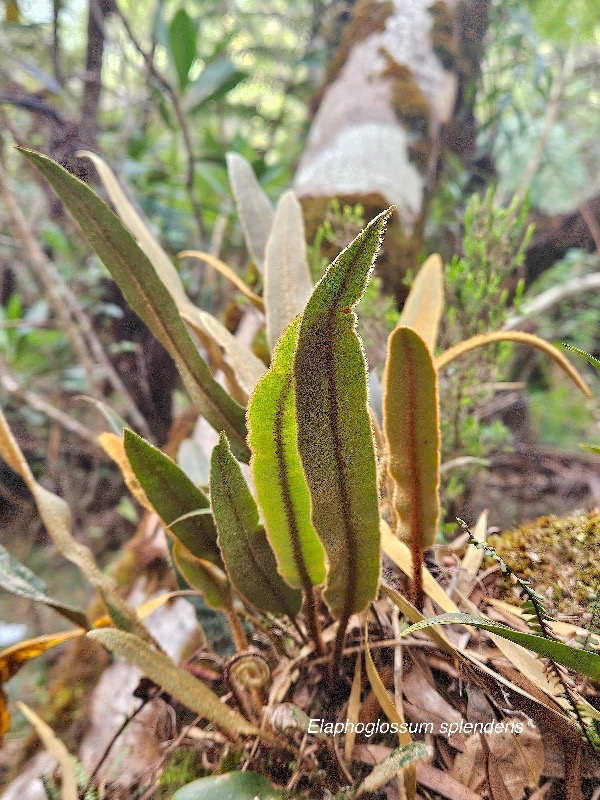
[294, 0, 490, 303]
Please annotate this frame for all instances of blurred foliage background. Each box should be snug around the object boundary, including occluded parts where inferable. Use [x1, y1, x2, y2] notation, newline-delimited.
[1, 0, 600, 737]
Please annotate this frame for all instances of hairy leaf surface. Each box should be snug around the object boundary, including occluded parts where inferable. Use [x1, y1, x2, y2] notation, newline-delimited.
[383, 327, 440, 549]
[248, 320, 325, 590]
[356, 742, 429, 798]
[210, 434, 302, 616]
[20, 148, 250, 459]
[397, 254, 444, 352]
[78, 150, 265, 401]
[226, 152, 274, 272]
[264, 191, 313, 351]
[293, 209, 393, 618]
[124, 429, 221, 563]
[172, 542, 231, 610]
[88, 629, 262, 739]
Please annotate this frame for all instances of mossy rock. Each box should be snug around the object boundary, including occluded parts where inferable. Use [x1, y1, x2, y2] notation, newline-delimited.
[488, 508, 600, 616]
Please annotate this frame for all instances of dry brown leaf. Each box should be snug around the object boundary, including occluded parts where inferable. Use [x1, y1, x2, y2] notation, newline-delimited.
[486, 726, 545, 800]
[417, 761, 483, 800]
[485, 747, 514, 800]
[452, 734, 486, 792]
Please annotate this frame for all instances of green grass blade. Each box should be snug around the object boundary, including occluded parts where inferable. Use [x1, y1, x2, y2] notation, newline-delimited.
[402, 613, 600, 680]
[124, 429, 221, 563]
[248, 319, 325, 590]
[293, 208, 393, 619]
[562, 343, 600, 370]
[210, 434, 302, 616]
[19, 148, 249, 461]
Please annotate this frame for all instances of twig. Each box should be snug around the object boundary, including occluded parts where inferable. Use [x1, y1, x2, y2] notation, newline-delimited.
[113, 1, 206, 248]
[579, 199, 600, 254]
[0, 363, 100, 446]
[57, 280, 153, 439]
[0, 159, 100, 396]
[508, 52, 575, 210]
[504, 272, 600, 331]
[0, 93, 65, 126]
[0, 152, 152, 438]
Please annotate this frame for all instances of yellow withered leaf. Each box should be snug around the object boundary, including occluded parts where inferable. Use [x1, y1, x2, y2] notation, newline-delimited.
[0, 630, 84, 684]
[435, 331, 592, 398]
[397, 254, 444, 352]
[18, 702, 78, 800]
[179, 251, 265, 312]
[98, 432, 153, 512]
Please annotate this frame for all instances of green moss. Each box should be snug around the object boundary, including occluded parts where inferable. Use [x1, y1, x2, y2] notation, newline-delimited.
[488, 509, 600, 616]
[158, 748, 207, 796]
[380, 53, 431, 138]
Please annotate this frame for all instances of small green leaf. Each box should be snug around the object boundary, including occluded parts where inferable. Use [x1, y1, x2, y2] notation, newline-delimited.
[210, 434, 302, 616]
[294, 209, 393, 618]
[185, 60, 247, 113]
[172, 542, 231, 610]
[226, 152, 274, 272]
[383, 327, 440, 550]
[401, 613, 600, 681]
[19, 148, 249, 460]
[124, 429, 221, 563]
[248, 319, 325, 590]
[88, 629, 261, 739]
[172, 771, 283, 800]
[168, 8, 197, 91]
[581, 443, 600, 455]
[0, 545, 88, 629]
[562, 343, 600, 370]
[356, 742, 431, 797]
[264, 191, 313, 352]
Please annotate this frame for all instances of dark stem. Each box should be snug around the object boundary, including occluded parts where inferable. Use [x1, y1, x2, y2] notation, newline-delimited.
[303, 586, 326, 656]
[331, 609, 351, 681]
[411, 543, 424, 611]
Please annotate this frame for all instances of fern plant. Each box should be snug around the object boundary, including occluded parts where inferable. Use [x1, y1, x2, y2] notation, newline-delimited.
[0, 149, 598, 798]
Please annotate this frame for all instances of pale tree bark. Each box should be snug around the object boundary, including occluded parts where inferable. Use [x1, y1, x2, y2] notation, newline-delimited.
[294, 0, 490, 302]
